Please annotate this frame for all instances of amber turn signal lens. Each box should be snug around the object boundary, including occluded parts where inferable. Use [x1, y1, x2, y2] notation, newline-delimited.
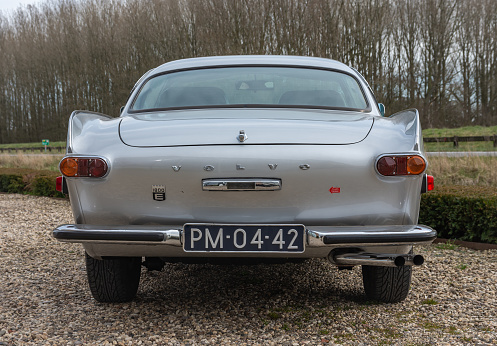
[60, 158, 78, 177]
[407, 156, 426, 175]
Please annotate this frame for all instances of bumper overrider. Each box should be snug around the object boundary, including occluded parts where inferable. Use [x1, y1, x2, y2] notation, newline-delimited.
[53, 224, 435, 247]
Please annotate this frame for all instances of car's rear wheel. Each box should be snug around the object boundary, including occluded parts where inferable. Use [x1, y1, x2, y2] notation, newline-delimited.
[85, 252, 142, 303]
[361, 264, 412, 303]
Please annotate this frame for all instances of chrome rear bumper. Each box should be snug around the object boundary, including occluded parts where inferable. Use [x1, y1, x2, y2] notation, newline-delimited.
[53, 224, 436, 248]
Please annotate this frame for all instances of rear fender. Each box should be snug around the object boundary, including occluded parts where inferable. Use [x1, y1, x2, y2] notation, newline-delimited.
[66, 111, 121, 154]
[387, 109, 423, 152]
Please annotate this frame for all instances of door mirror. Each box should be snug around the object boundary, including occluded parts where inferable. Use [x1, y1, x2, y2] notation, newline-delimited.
[378, 103, 385, 117]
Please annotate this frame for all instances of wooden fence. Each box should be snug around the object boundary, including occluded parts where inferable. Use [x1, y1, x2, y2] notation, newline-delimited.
[423, 135, 497, 147]
[0, 147, 65, 153]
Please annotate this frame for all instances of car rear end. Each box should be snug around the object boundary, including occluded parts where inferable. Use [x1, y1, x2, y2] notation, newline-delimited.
[53, 56, 435, 303]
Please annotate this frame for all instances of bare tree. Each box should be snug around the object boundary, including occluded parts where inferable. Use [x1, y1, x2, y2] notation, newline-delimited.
[0, 0, 497, 143]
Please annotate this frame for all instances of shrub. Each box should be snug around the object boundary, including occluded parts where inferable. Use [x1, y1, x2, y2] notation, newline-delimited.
[0, 174, 24, 193]
[32, 175, 65, 198]
[0, 168, 65, 198]
[420, 186, 497, 244]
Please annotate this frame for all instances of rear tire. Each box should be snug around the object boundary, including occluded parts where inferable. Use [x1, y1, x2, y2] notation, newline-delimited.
[361, 265, 412, 303]
[85, 252, 142, 303]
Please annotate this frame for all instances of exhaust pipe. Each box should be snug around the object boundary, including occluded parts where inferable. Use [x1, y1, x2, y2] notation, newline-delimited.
[330, 252, 424, 267]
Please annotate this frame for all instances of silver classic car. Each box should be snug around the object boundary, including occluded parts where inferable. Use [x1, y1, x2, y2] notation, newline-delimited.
[53, 55, 436, 303]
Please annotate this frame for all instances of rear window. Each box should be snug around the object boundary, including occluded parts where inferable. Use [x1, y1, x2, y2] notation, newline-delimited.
[131, 66, 369, 111]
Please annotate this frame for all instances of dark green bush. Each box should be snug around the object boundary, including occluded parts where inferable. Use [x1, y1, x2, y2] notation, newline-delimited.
[32, 175, 65, 198]
[420, 186, 497, 244]
[0, 174, 24, 193]
[0, 168, 66, 198]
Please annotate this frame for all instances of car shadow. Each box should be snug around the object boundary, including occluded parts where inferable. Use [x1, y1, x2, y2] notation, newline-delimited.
[137, 258, 365, 311]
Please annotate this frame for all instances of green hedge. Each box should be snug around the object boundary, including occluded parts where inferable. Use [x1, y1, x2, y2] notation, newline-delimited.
[0, 168, 65, 198]
[420, 186, 497, 244]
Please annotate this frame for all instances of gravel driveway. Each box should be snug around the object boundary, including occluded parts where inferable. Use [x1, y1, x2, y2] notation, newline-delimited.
[0, 193, 496, 345]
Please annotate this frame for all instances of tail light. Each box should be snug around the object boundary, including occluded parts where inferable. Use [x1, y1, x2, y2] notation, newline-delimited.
[421, 174, 435, 193]
[56, 176, 69, 194]
[59, 157, 108, 178]
[56, 176, 63, 192]
[427, 175, 434, 191]
[377, 155, 426, 176]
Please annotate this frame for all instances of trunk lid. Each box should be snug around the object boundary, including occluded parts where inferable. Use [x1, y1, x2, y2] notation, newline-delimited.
[119, 109, 374, 147]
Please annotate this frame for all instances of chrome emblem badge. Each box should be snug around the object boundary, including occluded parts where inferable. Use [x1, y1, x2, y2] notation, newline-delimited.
[204, 165, 215, 171]
[236, 164, 245, 170]
[152, 185, 166, 201]
[299, 164, 310, 170]
[172, 165, 181, 172]
[237, 130, 248, 143]
[268, 164, 278, 170]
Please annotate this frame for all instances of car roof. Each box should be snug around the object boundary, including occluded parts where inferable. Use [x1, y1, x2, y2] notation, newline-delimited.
[151, 55, 355, 75]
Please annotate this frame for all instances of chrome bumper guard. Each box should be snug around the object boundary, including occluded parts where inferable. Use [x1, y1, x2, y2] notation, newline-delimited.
[53, 224, 436, 247]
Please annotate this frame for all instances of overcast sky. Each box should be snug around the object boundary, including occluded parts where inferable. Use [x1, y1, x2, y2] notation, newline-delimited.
[0, 0, 40, 13]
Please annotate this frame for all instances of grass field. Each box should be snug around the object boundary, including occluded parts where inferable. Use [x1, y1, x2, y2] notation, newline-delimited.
[427, 156, 497, 187]
[423, 125, 497, 152]
[421, 127, 497, 187]
[0, 141, 66, 149]
[423, 141, 497, 152]
[423, 125, 497, 137]
[0, 153, 63, 171]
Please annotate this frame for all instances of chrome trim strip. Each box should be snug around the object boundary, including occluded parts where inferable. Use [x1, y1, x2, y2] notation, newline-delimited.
[53, 224, 182, 246]
[306, 225, 436, 247]
[332, 252, 424, 267]
[202, 179, 282, 191]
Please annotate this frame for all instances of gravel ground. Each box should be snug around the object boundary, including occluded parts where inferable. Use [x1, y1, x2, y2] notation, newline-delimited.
[0, 193, 496, 345]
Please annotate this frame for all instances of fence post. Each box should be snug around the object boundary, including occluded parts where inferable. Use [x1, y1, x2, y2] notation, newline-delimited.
[453, 136, 458, 147]
[494, 135, 497, 148]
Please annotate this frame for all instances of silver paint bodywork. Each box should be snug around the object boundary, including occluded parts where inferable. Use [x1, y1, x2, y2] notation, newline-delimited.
[56, 56, 435, 259]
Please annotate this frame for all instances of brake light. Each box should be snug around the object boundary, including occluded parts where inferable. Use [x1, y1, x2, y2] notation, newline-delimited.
[377, 155, 426, 176]
[59, 157, 108, 178]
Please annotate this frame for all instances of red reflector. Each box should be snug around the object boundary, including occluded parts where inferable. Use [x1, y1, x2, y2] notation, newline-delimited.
[427, 175, 434, 191]
[56, 176, 63, 192]
[329, 187, 341, 194]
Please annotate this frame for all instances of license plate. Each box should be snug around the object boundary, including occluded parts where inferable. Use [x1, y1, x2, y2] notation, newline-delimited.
[183, 224, 305, 253]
